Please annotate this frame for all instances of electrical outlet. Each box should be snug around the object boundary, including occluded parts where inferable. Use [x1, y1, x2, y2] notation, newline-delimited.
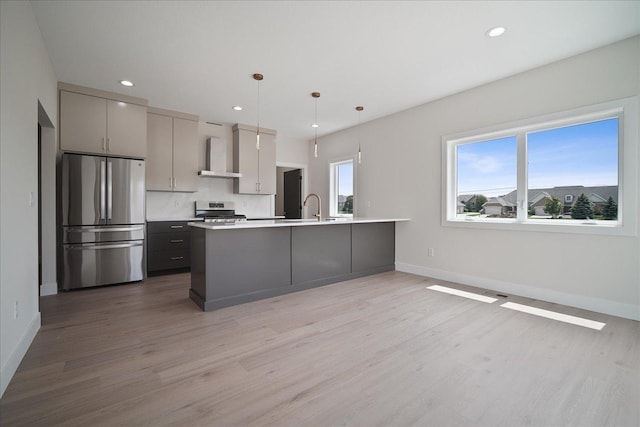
[174, 200, 181, 208]
[366, 200, 371, 208]
[14, 300, 19, 319]
[28, 191, 34, 207]
[428, 248, 435, 257]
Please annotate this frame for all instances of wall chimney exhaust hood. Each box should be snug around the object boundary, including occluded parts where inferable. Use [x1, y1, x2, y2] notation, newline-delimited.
[198, 137, 242, 178]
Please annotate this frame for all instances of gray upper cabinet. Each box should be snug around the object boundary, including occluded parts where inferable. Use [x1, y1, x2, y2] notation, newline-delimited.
[146, 108, 199, 192]
[146, 113, 173, 191]
[106, 98, 147, 158]
[59, 87, 147, 158]
[233, 123, 276, 194]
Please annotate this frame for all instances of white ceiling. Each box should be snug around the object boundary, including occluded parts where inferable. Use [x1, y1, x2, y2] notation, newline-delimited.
[31, 1, 640, 141]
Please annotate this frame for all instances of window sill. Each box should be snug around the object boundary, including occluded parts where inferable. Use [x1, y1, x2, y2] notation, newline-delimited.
[443, 218, 634, 237]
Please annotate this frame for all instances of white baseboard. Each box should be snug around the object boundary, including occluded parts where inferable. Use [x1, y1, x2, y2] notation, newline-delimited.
[0, 312, 41, 398]
[40, 282, 58, 296]
[396, 262, 640, 321]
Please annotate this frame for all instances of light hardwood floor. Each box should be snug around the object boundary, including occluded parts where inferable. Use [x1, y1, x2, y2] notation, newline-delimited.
[1, 271, 638, 426]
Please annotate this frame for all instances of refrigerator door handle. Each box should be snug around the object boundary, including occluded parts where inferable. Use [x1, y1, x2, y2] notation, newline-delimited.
[107, 160, 113, 220]
[67, 241, 143, 250]
[100, 159, 106, 220]
[66, 226, 144, 233]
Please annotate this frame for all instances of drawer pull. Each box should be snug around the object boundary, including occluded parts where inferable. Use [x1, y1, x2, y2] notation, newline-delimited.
[170, 256, 184, 261]
[170, 225, 184, 229]
[170, 239, 184, 243]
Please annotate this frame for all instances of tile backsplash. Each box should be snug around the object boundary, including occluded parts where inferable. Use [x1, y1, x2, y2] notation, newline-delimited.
[146, 177, 274, 220]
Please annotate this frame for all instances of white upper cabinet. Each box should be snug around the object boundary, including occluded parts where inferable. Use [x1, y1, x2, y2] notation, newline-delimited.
[233, 124, 277, 194]
[146, 108, 199, 193]
[59, 83, 147, 158]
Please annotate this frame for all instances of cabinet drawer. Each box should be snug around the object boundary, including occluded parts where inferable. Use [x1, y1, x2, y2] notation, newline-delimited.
[147, 249, 191, 271]
[148, 231, 190, 251]
[147, 221, 191, 234]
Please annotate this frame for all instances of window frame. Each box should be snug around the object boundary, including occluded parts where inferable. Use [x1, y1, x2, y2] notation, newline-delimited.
[329, 157, 356, 217]
[442, 97, 638, 236]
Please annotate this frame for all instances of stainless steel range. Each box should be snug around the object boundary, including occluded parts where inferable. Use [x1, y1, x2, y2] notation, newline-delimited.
[195, 201, 247, 224]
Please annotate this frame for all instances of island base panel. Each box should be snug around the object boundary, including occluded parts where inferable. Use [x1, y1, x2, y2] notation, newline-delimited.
[193, 265, 394, 311]
[190, 222, 397, 312]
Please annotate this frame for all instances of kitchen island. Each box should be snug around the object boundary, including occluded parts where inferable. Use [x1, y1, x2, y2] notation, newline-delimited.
[189, 218, 409, 311]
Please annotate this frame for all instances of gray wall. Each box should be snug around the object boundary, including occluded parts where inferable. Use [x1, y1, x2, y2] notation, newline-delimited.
[1, 1, 58, 396]
[306, 36, 640, 320]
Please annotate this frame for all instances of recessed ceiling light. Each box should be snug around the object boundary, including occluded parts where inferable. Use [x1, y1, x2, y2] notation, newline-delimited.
[119, 80, 134, 87]
[311, 123, 319, 128]
[486, 26, 506, 38]
[232, 106, 243, 111]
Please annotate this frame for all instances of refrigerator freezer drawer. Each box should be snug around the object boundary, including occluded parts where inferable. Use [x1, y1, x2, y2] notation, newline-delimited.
[63, 225, 145, 244]
[63, 240, 144, 290]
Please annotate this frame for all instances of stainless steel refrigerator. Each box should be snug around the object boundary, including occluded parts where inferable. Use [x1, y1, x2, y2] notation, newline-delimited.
[61, 153, 145, 290]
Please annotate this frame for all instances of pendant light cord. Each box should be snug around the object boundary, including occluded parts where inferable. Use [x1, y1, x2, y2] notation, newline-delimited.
[312, 92, 320, 158]
[256, 78, 260, 149]
[357, 106, 363, 164]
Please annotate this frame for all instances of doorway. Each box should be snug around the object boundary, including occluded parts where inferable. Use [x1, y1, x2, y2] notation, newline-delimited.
[276, 166, 303, 219]
[38, 101, 57, 296]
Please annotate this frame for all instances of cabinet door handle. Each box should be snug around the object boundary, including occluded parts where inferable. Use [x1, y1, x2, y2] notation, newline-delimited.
[170, 225, 184, 229]
[102, 137, 106, 152]
[174, 178, 177, 189]
[106, 137, 111, 152]
[170, 239, 184, 243]
[170, 256, 184, 261]
[169, 177, 173, 189]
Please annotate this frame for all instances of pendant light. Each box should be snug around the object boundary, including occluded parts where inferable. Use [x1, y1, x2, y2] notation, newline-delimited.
[356, 106, 364, 164]
[312, 92, 320, 158]
[253, 73, 263, 150]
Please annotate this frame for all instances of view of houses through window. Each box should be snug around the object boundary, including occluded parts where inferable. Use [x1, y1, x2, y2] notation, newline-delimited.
[456, 117, 619, 223]
[330, 160, 354, 216]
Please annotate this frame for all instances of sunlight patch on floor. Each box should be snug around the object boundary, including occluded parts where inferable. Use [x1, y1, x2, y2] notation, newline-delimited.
[501, 302, 606, 330]
[427, 285, 498, 303]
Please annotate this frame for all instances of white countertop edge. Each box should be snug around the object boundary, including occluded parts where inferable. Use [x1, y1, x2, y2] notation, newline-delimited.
[189, 217, 410, 230]
[147, 217, 204, 222]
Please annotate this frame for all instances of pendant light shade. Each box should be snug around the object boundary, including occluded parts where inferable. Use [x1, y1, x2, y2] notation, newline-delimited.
[356, 106, 364, 164]
[312, 92, 320, 158]
[253, 73, 263, 150]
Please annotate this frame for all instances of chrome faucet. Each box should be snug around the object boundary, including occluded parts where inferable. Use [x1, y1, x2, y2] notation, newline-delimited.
[303, 193, 322, 221]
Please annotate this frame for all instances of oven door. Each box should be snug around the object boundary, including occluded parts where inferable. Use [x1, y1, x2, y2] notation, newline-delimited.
[62, 240, 144, 290]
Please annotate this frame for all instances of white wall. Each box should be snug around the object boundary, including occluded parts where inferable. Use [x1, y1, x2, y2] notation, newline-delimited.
[146, 122, 308, 219]
[307, 36, 640, 320]
[1, 1, 58, 396]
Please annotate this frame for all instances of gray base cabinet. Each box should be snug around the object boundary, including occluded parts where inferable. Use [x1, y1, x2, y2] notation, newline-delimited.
[190, 222, 395, 311]
[147, 221, 193, 274]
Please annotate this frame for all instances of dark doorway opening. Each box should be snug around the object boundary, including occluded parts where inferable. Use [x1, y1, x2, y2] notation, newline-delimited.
[283, 169, 302, 219]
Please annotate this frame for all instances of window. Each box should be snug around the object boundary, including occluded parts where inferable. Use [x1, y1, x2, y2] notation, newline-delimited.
[527, 118, 618, 220]
[443, 97, 637, 235]
[330, 159, 354, 216]
[456, 136, 516, 219]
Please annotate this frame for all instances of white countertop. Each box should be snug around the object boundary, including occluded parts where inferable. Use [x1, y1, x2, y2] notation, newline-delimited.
[189, 217, 410, 230]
